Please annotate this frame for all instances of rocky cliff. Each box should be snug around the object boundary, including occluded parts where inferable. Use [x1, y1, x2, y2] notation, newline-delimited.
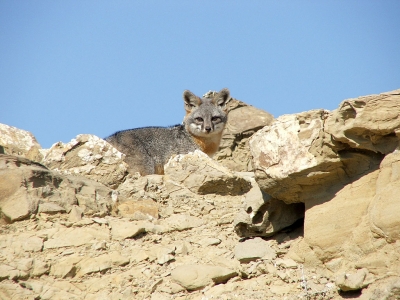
[0, 90, 399, 299]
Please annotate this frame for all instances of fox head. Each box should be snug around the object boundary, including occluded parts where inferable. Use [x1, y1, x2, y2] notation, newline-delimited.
[183, 88, 230, 137]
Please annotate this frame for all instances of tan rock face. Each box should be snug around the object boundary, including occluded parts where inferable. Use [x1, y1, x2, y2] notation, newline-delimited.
[325, 90, 400, 154]
[0, 154, 116, 223]
[250, 91, 400, 204]
[370, 150, 400, 242]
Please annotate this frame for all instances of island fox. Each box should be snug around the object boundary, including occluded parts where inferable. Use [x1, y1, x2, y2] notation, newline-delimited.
[105, 88, 230, 175]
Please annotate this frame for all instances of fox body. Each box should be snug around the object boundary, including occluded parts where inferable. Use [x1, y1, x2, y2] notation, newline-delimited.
[105, 88, 230, 175]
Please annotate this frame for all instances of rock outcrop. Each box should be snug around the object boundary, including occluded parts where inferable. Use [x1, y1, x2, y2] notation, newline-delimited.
[0, 123, 43, 162]
[214, 97, 274, 172]
[1, 89, 400, 299]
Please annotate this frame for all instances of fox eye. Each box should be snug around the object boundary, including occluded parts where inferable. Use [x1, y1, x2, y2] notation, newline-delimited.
[211, 116, 221, 122]
[195, 117, 203, 122]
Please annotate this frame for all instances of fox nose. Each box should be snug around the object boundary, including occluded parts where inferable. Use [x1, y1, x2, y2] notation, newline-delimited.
[205, 126, 211, 133]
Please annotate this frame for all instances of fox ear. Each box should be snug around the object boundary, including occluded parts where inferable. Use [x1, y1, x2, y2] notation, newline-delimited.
[183, 90, 201, 112]
[215, 88, 230, 111]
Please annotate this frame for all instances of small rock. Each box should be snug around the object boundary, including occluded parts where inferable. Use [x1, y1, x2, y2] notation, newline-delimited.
[91, 217, 108, 224]
[109, 219, 146, 241]
[117, 199, 159, 220]
[92, 241, 107, 250]
[22, 236, 43, 252]
[234, 237, 276, 263]
[31, 259, 50, 277]
[171, 264, 237, 291]
[38, 202, 66, 214]
[68, 205, 83, 222]
[269, 284, 293, 295]
[1, 193, 38, 223]
[44, 227, 110, 249]
[130, 249, 149, 263]
[336, 268, 369, 291]
[275, 258, 298, 269]
[76, 255, 112, 277]
[148, 246, 175, 265]
[163, 214, 204, 232]
[200, 237, 221, 247]
[49, 256, 82, 278]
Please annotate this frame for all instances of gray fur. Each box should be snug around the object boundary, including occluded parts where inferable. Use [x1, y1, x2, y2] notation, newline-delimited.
[105, 88, 230, 175]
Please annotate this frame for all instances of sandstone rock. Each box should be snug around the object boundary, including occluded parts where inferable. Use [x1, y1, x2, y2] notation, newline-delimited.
[233, 176, 304, 237]
[1, 189, 39, 222]
[199, 237, 221, 247]
[162, 214, 204, 232]
[50, 256, 83, 278]
[275, 258, 298, 269]
[0, 282, 36, 299]
[22, 236, 43, 252]
[1, 89, 400, 299]
[0, 123, 43, 162]
[250, 106, 384, 204]
[31, 259, 50, 277]
[336, 268, 369, 291]
[303, 170, 378, 263]
[370, 149, 400, 242]
[234, 237, 276, 263]
[117, 199, 159, 220]
[213, 98, 274, 172]
[44, 226, 110, 249]
[42, 134, 129, 189]
[250, 110, 338, 203]
[130, 249, 149, 263]
[148, 245, 175, 265]
[360, 276, 400, 300]
[38, 202, 66, 214]
[325, 89, 400, 154]
[76, 252, 129, 277]
[269, 284, 294, 295]
[0, 154, 116, 222]
[109, 219, 147, 240]
[0, 264, 19, 280]
[68, 205, 83, 222]
[297, 149, 400, 275]
[165, 150, 251, 196]
[171, 264, 237, 290]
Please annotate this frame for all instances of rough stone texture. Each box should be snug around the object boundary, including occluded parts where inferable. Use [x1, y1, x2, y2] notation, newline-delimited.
[1, 89, 400, 299]
[250, 109, 382, 204]
[335, 268, 369, 292]
[233, 174, 304, 237]
[234, 237, 276, 263]
[289, 149, 400, 281]
[370, 149, 400, 242]
[109, 219, 146, 241]
[325, 90, 400, 154]
[164, 150, 251, 196]
[0, 154, 116, 223]
[42, 134, 129, 189]
[250, 90, 400, 205]
[213, 98, 274, 172]
[171, 264, 237, 290]
[0, 123, 43, 162]
[116, 199, 159, 220]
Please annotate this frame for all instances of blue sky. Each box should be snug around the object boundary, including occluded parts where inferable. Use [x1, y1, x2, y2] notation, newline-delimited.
[1, 1, 399, 149]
